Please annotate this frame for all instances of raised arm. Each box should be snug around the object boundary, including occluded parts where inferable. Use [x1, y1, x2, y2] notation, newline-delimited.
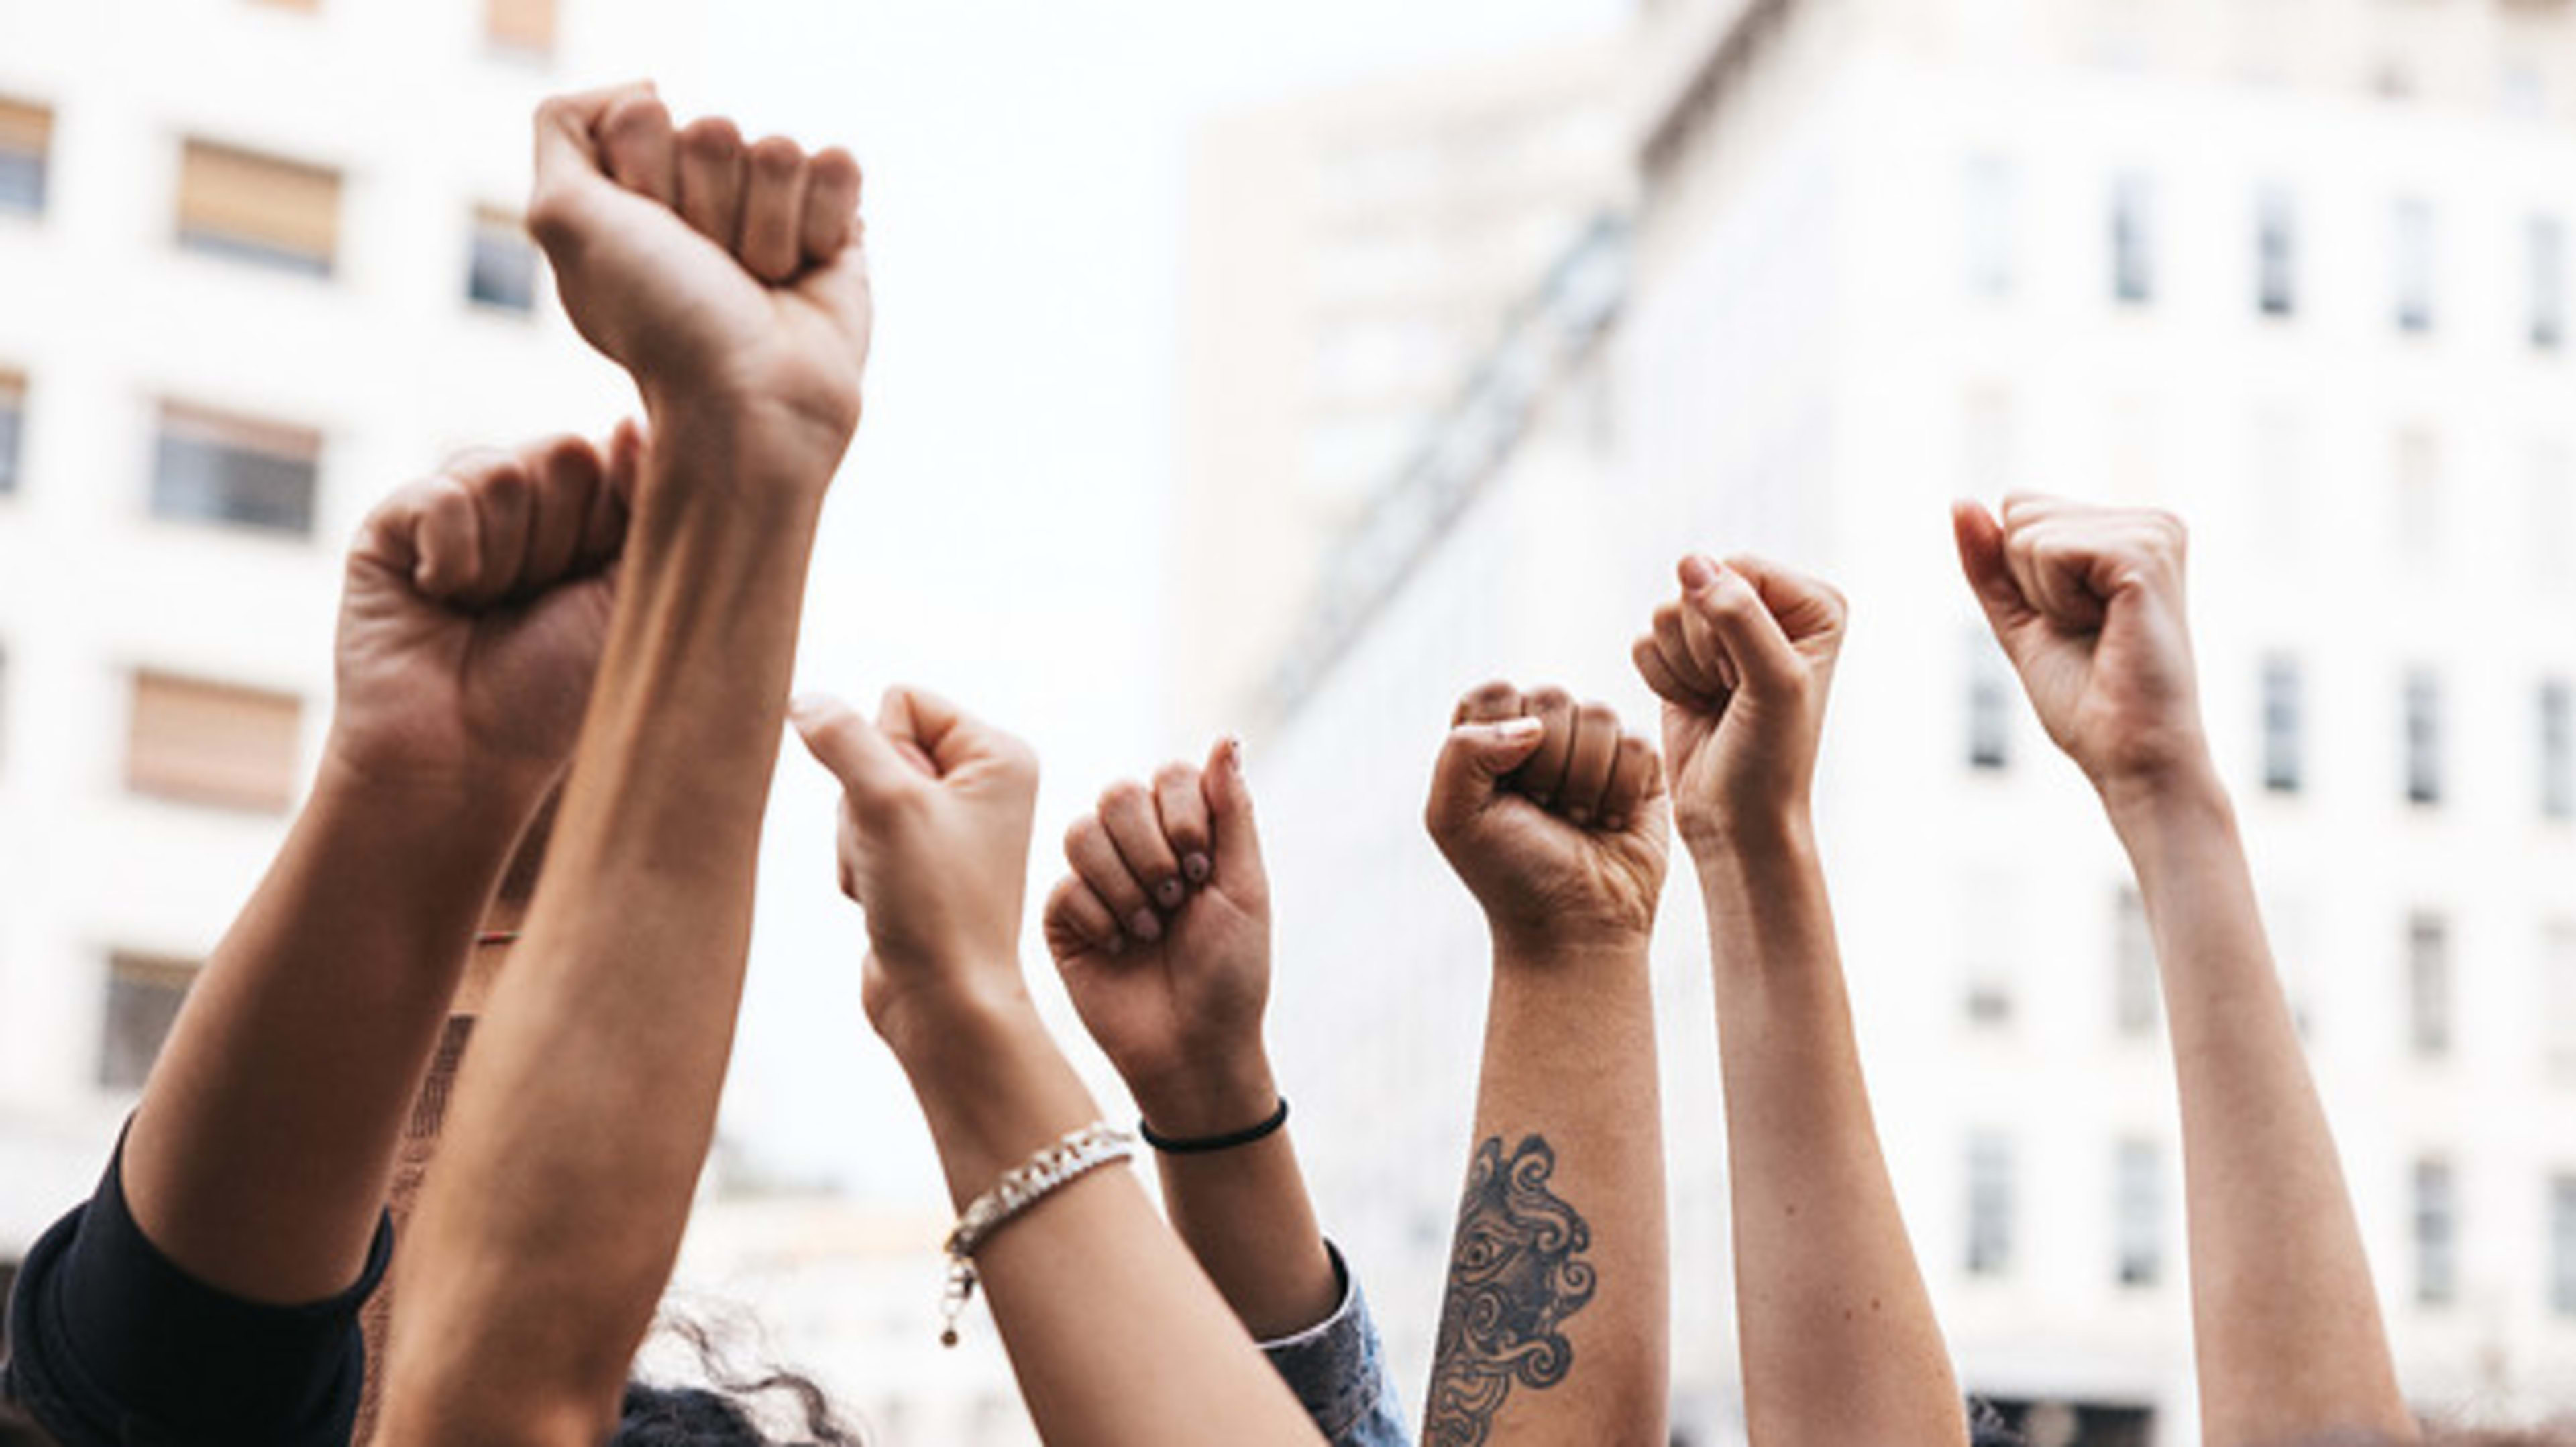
[1044, 742, 1407, 1444]
[376, 85, 871, 1446]
[1419, 685, 1671, 1447]
[791, 694, 1324, 1447]
[1633, 555, 1964, 1446]
[1953, 497, 2414, 1446]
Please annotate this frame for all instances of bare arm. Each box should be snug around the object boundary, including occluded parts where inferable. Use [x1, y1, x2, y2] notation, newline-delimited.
[123, 432, 627, 1307]
[1044, 739, 1340, 1342]
[1421, 686, 1671, 1447]
[377, 85, 871, 1446]
[1955, 498, 2414, 1446]
[1636, 555, 1964, 1446]
[792, 693, 1325, 1447]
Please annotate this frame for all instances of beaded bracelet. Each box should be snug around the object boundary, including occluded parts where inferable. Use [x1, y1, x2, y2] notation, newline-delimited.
[939, 1120, 1135, 1346]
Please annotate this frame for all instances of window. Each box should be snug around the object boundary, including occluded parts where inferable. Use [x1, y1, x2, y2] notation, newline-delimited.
[2408, 912, 2453, 1060]
[177, 138, 341, 277]
[2534, 216, 2567, 353]
[1966, 628, 2013, 771]
[99, 951, 196, 1091]
[2395, 428, 2441, 559]
[2114, 886, 2159, 1037]
[2394, 199, 2436, 334]
[2404, 669, 2444, 807]
[2414, 1158, 2457, 1307]
[2543, 679, 2575, 821]
[2255, 185, 2298, 317]
[0, 97, 50, 215]
[2262, 655, 2304, 794]
[2115, 1140, 2162, 1287]
[2111, 173, 2156, 305]
[1962, 873, 2016, 1029]
[1965, 156, 2017, 300]
[1967, 1133, 2016, 1277]
[467, 205, 539, 314]
[2542, 920, 2576, 1081]
[0, 368, 23, 496]
[152, 402, 321, 536]
[486, 0, 557, 56]
[125, 669, 303, 812]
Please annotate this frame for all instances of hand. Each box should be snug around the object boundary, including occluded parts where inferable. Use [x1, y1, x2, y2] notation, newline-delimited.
[327, 427, 638, 803]
[1951, 496, 2206, 796]
[1044, 739, 1277, 1137]
[1631, 553, 1847, 851]
[791, 688, 1041, 1052]
[1424, 684, 1670, 959]
[527, 84, 871, 459]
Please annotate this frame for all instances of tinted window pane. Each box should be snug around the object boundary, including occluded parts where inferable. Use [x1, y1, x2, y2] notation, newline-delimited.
[151, 407, 319, 535]
[99, 953, 195, 1091]
[468, 211, 538, 313]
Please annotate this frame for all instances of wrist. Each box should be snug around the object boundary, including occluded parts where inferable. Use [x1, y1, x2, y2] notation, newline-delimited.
[1489, 925, 1652, 975]
[312, 735, 552, 843]
[639, 384, 853, 498]
[1681, 798, 1815, 869]
[1130, 1056, 1281, 1140]
[2095, 749, 2229, 830]
[871, 966, 1046, 1081]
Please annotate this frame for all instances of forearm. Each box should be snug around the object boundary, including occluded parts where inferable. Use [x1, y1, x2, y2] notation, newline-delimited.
[1426, 938, 1666, 1447]
[1134, 1054, 1340, 1342]
[382, 423, 825, 1442]
[890, 991, 1326, 1447]
[2103, 762, 2412, 1445]
[122, 758, 536, 1305]
[1694, 814, 1962, 1447]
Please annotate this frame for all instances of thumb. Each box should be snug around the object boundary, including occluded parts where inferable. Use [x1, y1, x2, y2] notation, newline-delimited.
[1952, 500, 2037, 647]
[790, 692, 914, 808]
[1201, 735, 1265, 886]
[527, 81, 654, 250]
[1424, 716, 1547, 837]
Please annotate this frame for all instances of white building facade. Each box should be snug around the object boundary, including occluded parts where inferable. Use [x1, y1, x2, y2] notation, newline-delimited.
[0, 0, 692, 1301]
[1241, 1, 2576, 1442]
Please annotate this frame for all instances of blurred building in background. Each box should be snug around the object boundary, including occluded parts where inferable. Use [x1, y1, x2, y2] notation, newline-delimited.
[1167, 36, 1630, 742]
[1228, 1, 2576, 1443]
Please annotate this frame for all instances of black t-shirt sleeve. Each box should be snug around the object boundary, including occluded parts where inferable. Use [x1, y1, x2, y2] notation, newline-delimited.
[2, 1137, 390, 1447]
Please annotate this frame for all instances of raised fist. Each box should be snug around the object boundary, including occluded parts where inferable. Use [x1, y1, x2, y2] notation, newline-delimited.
[1631, 553, 1847, 853]
[1952, 496, 2206, 794]
[527, 83, 871, 459]
[329, 425, 638, 804]
[1045, 741, 1277, 1137]
[791, 688, 1041, 1046]
[1424, 684, 1670, 959]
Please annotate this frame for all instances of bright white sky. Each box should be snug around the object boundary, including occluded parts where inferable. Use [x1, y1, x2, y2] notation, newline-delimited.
[656, 0, 1626, 1199]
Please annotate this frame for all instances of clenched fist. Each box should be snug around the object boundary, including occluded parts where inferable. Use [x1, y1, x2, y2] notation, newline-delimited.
[1046, 741, 1278, 1138]
[1631, 553, 1847, 853]
[791, 688, 1040, 1051]
[1425, 684, 1670, 960]
[328, 425, 638, 804]
[1952, 496, 2206, 796]
[528, 84, 871, 464]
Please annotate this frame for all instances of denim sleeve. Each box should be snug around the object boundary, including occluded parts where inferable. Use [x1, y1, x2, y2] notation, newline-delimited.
[1255, 1241, 1410, 1447]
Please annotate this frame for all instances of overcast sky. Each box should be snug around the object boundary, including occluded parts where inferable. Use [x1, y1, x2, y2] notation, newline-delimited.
[656, 0, 1627, 1199]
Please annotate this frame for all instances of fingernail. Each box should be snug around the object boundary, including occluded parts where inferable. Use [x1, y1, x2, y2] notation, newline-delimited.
[1221, 736, 1245, 773]
[1105, 933, 1124, 956]
[1183, 853, 1212, 884]
[1679, 555, 1721, 590]
[1601, 814, 1625, 831]
[1128, 910, 1163, 943]
[1494, 717, 1544, 741]
[1155, 879, 1185, 909]
[1568, 806, 1592, 825]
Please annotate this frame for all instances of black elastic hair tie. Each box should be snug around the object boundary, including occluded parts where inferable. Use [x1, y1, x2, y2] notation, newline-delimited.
[1140, 1097, 1290, 1155]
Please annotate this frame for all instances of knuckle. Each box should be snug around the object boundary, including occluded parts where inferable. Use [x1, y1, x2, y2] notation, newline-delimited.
[1098, 779, 1148, 814]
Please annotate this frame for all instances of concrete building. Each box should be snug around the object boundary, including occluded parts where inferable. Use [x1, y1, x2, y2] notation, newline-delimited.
[0, 0, 694, 1316]
[1240, 1, 2576, 1441]
[1169, 36, 1630, 743]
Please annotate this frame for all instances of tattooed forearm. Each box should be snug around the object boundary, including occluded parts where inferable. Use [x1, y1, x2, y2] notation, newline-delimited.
[1424, 1134, 1599, 1447]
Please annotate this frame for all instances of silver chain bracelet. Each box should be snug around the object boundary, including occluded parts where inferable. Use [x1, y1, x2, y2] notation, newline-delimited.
[939, 1120, 1136, 1346]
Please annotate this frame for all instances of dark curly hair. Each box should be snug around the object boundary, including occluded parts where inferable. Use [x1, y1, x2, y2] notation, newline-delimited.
[614, 1314, 863, 1446]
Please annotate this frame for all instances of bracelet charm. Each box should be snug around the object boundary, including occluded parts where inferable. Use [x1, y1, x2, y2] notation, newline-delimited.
[939, 1120, 1135, 1346]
